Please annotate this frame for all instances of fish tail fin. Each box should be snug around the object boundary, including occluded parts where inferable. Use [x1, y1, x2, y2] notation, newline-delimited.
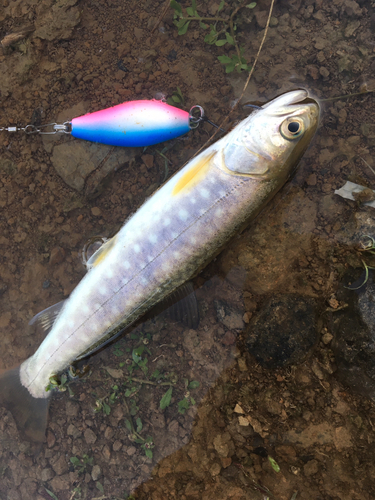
[0, 366, 49, 443]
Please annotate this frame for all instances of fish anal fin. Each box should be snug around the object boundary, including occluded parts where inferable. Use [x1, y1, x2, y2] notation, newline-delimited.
[29, 300, 66, 337]
[0, 366, 49, 445]
[172, 151, 216, 196]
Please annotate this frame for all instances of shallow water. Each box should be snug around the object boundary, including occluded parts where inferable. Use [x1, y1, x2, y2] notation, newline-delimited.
[1, 0, 375, 499]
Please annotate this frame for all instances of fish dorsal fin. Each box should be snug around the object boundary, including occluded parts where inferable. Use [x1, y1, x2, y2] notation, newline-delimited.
[172, 151, 216, 196]
[86, 235, 117, 269]
[29, 300, 65, 336]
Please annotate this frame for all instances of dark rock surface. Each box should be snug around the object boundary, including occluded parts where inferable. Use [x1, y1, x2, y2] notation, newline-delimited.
[246, 295, 319, 367]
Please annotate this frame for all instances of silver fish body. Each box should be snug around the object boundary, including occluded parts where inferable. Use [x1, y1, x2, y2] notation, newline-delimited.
[1, 90, 319, 440]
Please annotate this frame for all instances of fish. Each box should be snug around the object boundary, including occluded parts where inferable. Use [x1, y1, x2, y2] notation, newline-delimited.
[0, 89, 319, 443]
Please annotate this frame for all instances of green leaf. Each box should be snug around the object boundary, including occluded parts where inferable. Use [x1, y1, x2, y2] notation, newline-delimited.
[145, 448, 153, 459]
[44, 488, 59, 500]
[170, 0, 182, 14]
[215, 39, 227, 46]
[96, 482, 104, 493]
[172, 94, 181, 103]
[70, 457, 80, 467]
[225, 32, 234, 45]
[103, 402, 111, 415]
[177, 398, 190, 414]
[136, 417, 143, 433]
[178, 20, 190, 35]
[217, 54, 232, 64]
[192, 0, 197, 12]
[268, 456, 280, 473]
[151, 369, 160, 379]
[125, 419, 132, 432]
[186, 7, 195, 16]
[190, 397, 196, 405]
[246, 2, 257, 8]
[199, 21, 208, 29]
[160, 386, 173, 409]
[188, 380, 200, 390]
[218, 0, 225, 12]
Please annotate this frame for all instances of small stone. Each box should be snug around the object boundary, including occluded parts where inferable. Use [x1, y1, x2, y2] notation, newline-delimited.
[304, 459, 319, 476]
[84, 428, 97, 445]
[322, 331, 333, 345]
[105, 366, 123, 379]
[307, 173, 317, 186]
[221, 330, 236, 346]
[238, 416, 250, 427]
[126, 446, 137, 456]
[319, 66, 330, 79]
[113, 440, 122, 451]
[41, 468, 55, 481]
[51, 455, 69, 476]
[141, 154, 154, 169]
[91, 465, 101, 481]
[46, 430, 56, 448]
[234, 403, 244, 414]
[210, 463, 221, 476]
[237, 357, 247, 372]
[67, 424, 82, 439]
[91, 207, 101, 216]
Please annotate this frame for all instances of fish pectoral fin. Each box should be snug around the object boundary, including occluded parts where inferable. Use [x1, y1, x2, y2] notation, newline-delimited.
[0, 366, 49, 446]
[151, 282, 200, 329]
[86, 235, 117, 269]
[29, 300, 66, 336]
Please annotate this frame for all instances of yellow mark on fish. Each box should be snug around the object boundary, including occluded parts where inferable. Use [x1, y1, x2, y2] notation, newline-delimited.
[172, 152, 216, 196]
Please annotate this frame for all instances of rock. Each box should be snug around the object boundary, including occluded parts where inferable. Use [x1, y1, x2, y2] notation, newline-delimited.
[51, 454, 69, 476]
[105, 366, 124, 379]
[49, 246, 65, 265]
[213, 432, 234, 458]
[34, 0, 81, 41]
[41, 468, 55, 481]
[67, 424, 82, 439]
[84, 428, 97, 445]
[42, 103, 140, 193]
[214, 300, 244, 330]
[91, 206, 101, 216]
[330, 274, 375, 400]
[245, 295, 318, 368]
[304, 459, 319, 476]
[91, 465, 101, 481]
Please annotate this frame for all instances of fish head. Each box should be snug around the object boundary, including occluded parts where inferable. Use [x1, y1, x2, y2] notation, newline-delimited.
[222, 89, 320, 180]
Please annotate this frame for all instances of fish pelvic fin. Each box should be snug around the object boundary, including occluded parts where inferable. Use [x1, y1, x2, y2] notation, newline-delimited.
[0, 365, 49, 444]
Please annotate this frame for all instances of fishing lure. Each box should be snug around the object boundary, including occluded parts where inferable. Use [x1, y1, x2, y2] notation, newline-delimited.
[0, 99, 207, 147]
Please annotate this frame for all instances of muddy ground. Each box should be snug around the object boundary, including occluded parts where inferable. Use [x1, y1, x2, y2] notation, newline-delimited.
[1, 0, 375, 499]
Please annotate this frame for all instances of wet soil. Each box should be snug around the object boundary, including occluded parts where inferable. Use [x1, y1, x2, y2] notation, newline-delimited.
[1, 0, 375, 499]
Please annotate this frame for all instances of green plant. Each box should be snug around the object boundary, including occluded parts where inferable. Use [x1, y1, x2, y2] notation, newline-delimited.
[45, 372, 74, 397]
[69, 454, 93, 475]
[170, 0, 256, 73]
[167, 86, 185, 106]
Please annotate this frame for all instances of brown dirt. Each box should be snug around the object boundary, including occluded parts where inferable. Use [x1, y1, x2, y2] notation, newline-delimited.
[1, 0, 375, 499]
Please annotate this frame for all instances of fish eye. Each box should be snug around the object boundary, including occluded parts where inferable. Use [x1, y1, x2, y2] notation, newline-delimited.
[280, 118, 304, 140]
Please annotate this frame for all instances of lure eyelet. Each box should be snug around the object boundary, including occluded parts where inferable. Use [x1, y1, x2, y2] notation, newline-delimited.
[280, 117, 304, 140]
